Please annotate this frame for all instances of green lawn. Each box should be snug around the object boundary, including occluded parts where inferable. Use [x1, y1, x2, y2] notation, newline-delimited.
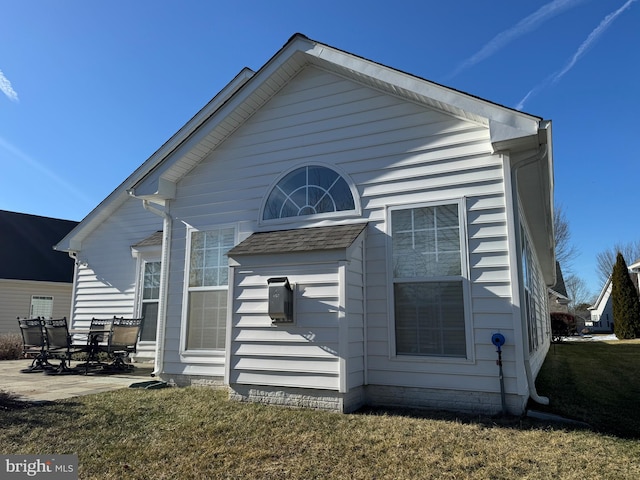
[1, 340, 639, 479]
[534, 338, 640, 439]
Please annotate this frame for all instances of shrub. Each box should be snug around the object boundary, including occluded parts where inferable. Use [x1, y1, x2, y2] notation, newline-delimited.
[611, 252, 640, 339]
[0, 333, 23, 360]
[551, 312, 576, 342]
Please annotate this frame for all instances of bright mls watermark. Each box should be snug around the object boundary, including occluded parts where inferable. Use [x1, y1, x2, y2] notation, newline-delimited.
[1, 455, 78, 479]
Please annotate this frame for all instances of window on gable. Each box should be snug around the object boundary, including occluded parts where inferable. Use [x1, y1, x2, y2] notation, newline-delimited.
[185, 227, 235, 351]
[391, 202, 468, 358]
[263, 165, 356, 220]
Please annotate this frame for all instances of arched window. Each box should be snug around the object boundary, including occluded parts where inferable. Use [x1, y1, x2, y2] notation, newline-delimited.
[263, 165, 356, 220]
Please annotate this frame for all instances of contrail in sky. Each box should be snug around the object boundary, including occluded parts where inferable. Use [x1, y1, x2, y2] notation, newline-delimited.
[446, 0, 585, 79]
[0, 69, 19, 102]
[517, 0, 638, 110]
[0, 136, 93, 205]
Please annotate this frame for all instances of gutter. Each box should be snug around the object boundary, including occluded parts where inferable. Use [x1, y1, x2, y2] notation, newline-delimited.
[507, 142, 551, 407]
[135, 197, 172, 378]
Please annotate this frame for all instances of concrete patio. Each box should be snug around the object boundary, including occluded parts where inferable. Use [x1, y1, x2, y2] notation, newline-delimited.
[0, 360, 156, 402]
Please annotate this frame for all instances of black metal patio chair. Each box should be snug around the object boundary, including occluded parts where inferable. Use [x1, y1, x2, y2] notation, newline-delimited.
[101, 317, 144, 371]
[17, 317, 51, 373]
[42, 317, 85, 374]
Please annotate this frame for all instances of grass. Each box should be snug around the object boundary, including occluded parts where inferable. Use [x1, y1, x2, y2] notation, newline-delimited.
[534, 338, 640, 439]
[0, 340, 639, 479]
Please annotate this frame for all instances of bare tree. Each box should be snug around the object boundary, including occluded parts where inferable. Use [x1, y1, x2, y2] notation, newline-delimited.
[564, 274, 593, 312]
[595, 240, 640, 285]
[554, 204, 578, 273]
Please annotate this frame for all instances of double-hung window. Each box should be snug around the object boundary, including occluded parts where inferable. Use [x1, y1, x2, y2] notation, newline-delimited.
[140, 261, 161, 342]
[186, 227, 235, 350]
[391, 201, 467, 357]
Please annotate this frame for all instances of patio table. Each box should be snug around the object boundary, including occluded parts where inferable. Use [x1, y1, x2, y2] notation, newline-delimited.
[68, 328, 112, 373]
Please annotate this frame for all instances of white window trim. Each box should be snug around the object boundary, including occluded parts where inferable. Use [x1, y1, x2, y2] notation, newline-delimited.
[30, 295, 54, 319]
[132, 245, 162, 345]
[180, 223, 237, 362]
[137, 257, 161, 345]
[386, 198, 474, 363]
[258, 162, 362, 226]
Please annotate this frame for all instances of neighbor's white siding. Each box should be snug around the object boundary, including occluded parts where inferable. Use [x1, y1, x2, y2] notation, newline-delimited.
[160, 66, 520, 399]
[70, 197, 162, 328]
[0, 279, 73, 333]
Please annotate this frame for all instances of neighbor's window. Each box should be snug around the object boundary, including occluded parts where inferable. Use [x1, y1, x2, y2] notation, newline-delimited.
[30, 296, 53, 319]
[186, 227, 235, 350]
[263, 165, 355, 220]
[391, 202, 467, 357]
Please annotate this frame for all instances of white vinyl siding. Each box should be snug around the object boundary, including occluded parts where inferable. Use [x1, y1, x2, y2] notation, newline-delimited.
[228, 234, 365, 394]
[159, 66, 520, 394]
[70, 197, 163, 328]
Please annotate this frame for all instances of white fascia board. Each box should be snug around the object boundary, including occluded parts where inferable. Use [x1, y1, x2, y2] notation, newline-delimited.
[131, 67, 255, 196]
[307, 37, 541, 139]
[591, 277, 612, 309]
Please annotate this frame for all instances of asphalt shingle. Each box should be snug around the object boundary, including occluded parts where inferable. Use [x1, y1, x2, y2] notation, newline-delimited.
[228, 223, 367, 256]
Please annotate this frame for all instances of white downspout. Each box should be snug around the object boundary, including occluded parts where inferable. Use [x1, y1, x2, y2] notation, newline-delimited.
[140, 199, 172, 378]
[508, 144, 550, 406]
[66, 251, 80, 326]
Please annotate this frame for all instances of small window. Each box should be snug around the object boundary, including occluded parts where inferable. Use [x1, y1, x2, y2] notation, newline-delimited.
[140, 261, 161, 342]
[30, 296, 53, 318]
[263, 165, 356, 220]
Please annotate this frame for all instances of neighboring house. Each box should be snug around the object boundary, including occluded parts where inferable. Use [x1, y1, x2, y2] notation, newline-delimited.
[55, 34, 555, 415]
[0, 210, 78, 333]
[548, 262, 570, 314]
[589, 259, 640, 333]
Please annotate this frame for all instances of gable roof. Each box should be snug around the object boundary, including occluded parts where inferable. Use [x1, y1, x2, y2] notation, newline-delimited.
[56, 33, 553, 281]
[0, 210, 78, 283]
[549, 262, 569, 301]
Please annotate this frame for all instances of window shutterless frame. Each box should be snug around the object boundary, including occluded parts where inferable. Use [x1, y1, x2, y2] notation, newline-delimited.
[387, 198, 473, 361]
[181, 224, 236, 357]
[260, 163, 361, 225]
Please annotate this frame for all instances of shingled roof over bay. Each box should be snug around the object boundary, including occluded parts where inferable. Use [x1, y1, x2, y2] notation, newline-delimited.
[228, 223, 367, 256]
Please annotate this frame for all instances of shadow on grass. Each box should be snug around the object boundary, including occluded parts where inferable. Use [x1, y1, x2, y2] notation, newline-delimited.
[1, 390, 83, 427]
[356, 404, 595, 437]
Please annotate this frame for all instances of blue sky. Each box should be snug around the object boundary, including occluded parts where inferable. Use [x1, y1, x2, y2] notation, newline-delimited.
[1, 0, 638, 296]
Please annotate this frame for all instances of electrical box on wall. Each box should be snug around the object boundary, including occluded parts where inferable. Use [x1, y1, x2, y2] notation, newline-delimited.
[267, 277, 294, 323]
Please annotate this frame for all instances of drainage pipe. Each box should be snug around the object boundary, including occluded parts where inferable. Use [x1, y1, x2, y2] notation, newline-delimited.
[139, 199, 172, 378]
[506, 143, 551, 406]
